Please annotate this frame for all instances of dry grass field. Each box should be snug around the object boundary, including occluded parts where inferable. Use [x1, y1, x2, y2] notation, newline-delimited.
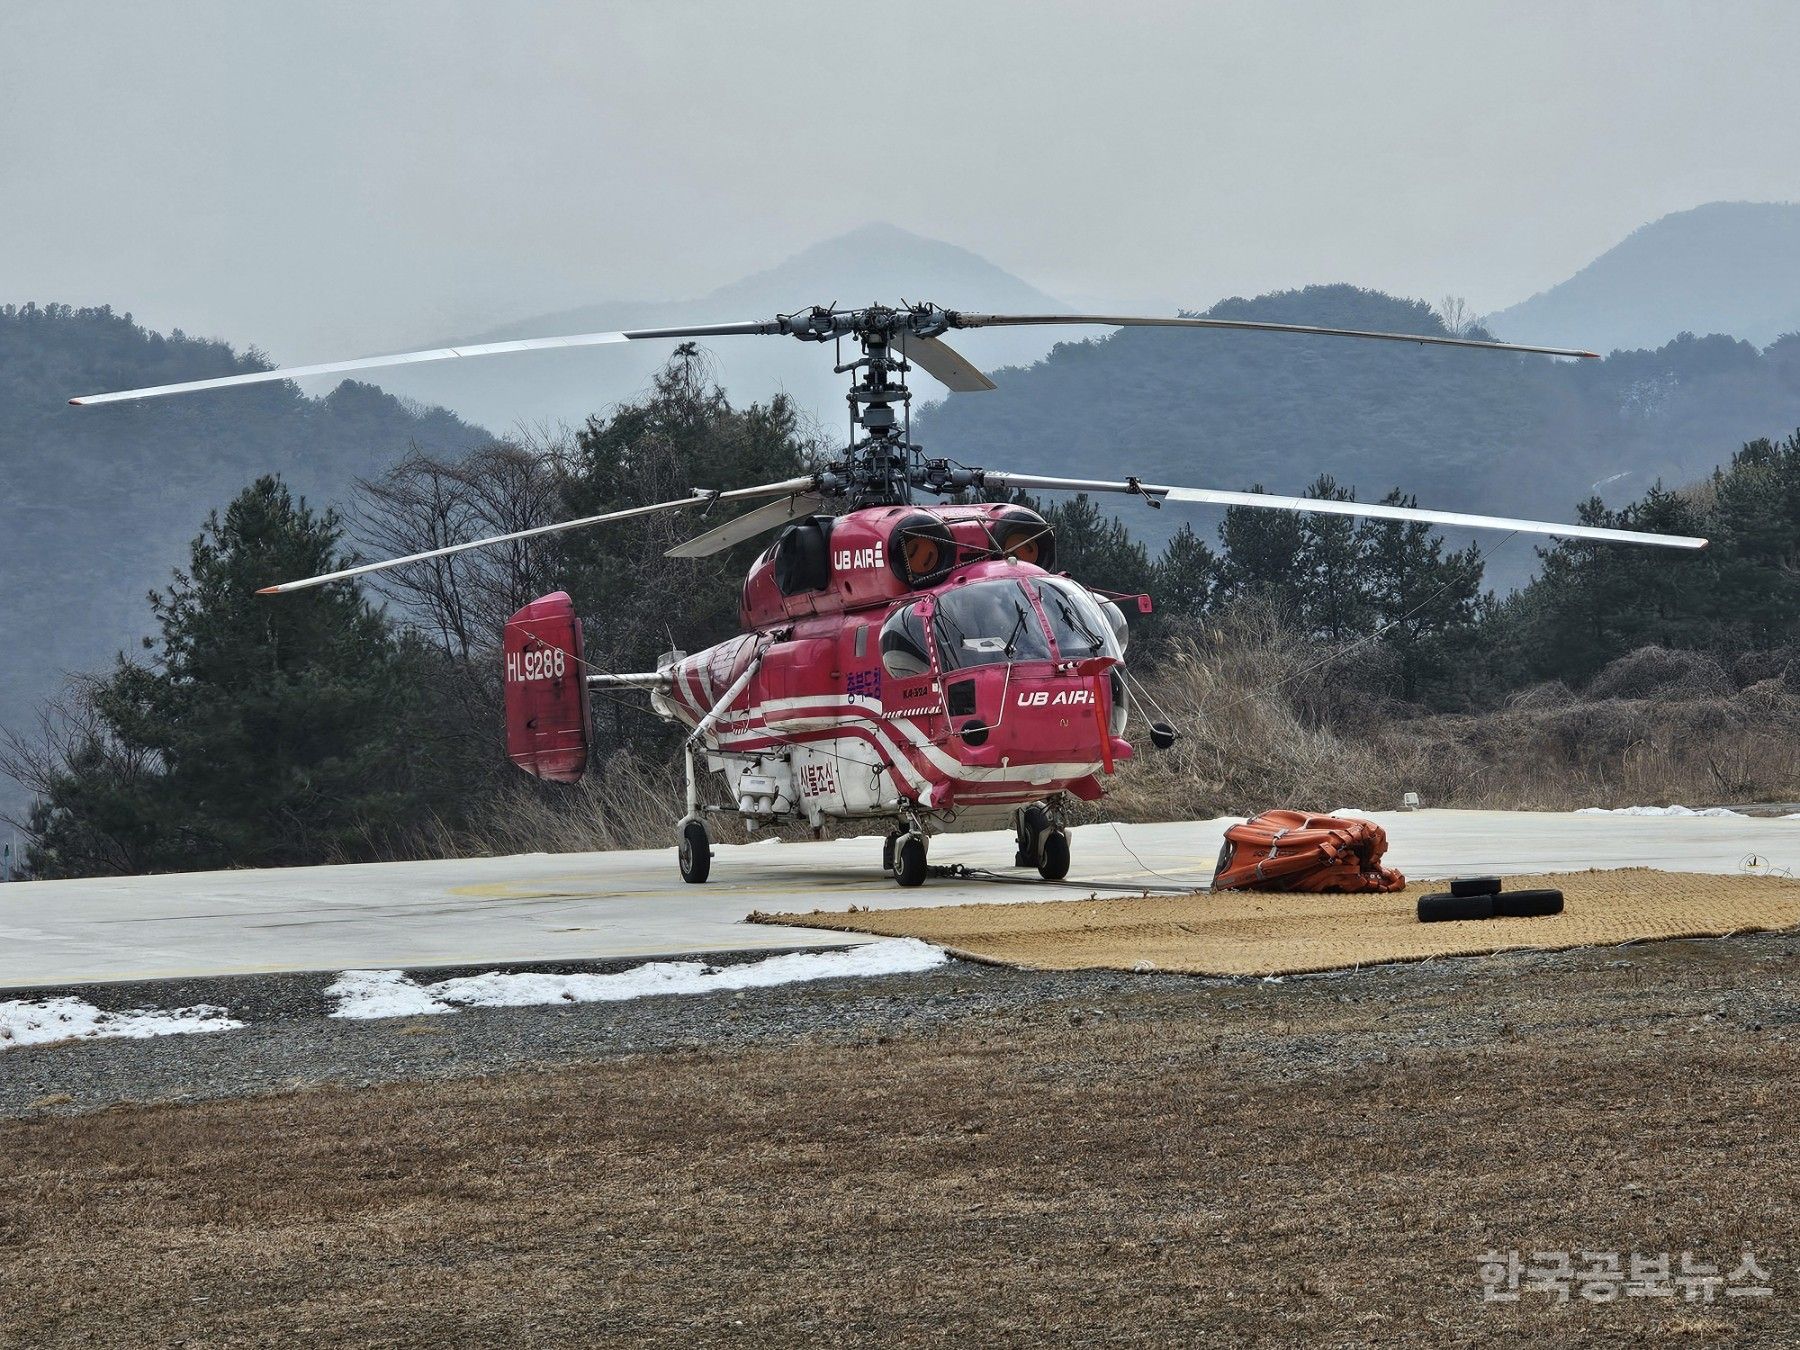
[5, 933, 1800, 1346]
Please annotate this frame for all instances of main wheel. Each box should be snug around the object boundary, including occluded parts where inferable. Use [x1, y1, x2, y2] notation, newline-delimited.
[894, 833, 928, 888]
[678, 819, 712, 885]
[1016, 804, 1051, 868]
[1037, 829, 1070, 881]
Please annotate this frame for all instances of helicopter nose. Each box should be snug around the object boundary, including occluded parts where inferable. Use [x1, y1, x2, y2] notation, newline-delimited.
[958, 660, 1130, 769]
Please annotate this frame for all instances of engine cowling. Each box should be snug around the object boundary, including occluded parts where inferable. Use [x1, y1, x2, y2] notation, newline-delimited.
[503, 591, 590, 782]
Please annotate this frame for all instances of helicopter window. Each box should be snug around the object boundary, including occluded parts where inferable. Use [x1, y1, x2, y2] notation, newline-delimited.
[931, 581, 1051, 671]
[879, 603, 931, 678]
[1034, 578, 1126, 660]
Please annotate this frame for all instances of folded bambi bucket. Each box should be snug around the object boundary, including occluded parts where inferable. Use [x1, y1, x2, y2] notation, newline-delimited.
[1212, 809, 1407, 894]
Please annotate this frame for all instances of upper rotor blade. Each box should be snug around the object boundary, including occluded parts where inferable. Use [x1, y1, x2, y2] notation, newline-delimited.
[975, 471, 1709, 551]
[70, 319, 779, 406]
[664, 491, 829, 559]
[258, 475, 816, 594]
[948, 313, 1598, 360]
[890, 331, 996, 392]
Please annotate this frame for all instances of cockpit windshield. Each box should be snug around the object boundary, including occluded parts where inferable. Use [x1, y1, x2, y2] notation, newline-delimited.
[931, 581, 1052, 671]
[1033, 577, 1127, 661]
[878, 577, 1127, 679]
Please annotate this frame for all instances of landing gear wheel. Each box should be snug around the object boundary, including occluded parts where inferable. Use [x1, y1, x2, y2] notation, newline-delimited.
[1016, 805, 1051, 868]
[678, 819, 712, 885]
[1037, 829, 1070, 881]
[882, 831, 902, 874]
[894, 833, 928, 888]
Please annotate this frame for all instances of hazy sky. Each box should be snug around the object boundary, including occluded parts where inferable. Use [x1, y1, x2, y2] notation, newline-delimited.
[6, 0, 1799, 359]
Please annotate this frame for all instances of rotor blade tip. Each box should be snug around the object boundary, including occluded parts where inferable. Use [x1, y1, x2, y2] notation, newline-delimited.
[1580, 351, 1601, 360]
[255, 585, 282, 596]
[68, 397, 85, 406]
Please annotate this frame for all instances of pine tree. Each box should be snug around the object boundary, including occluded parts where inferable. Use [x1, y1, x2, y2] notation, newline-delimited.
[556, 347, 816, 680]
[1039, 493, 1154, 597]
[1213, 487, 1308, 619]
[22, 477, 450, 876]
[1152, 522, 1217, 624]
[1294, 474, 1372, 643]
[1357, 490, 1484, 703]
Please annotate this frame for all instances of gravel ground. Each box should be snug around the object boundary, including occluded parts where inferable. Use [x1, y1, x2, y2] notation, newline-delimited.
[7, 928, 1800, 1120]
[1, 950, 1203, 1118]
[7, 927, 1800, 1346]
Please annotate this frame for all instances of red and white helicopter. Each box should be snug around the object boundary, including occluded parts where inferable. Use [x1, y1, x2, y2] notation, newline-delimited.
[74, 304, 1707, 886]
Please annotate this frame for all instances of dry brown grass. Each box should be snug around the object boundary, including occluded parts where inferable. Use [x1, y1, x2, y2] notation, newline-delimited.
[408, 750, 691, 857]
[3, 943, 1798, 1346]
[1103, 614, 1411, 822]
[1104, 622, 1800, 820]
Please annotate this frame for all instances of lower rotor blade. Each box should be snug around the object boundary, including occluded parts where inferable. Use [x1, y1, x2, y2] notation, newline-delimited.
[975, 471, 1708, 551]
[891, 332, 996, 392]
[259, 475, 816, 594]
[948, 313, 1598, 360]
[664, 491, 828, 558]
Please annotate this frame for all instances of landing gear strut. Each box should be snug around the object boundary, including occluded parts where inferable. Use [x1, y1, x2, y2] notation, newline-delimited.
[678, 743, 711, 884]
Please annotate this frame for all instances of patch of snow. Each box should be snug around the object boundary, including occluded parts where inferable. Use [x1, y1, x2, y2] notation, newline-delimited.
[324, 970, 454, 1020]
[1574, 805, 1747, 818]
[327, 938, 948, 1020]
[0, 997, 242, 1050]
[1326, 807, 1374, 818]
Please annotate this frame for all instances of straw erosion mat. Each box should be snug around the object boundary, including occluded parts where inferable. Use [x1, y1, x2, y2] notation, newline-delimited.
[755, 868, 1800, 976]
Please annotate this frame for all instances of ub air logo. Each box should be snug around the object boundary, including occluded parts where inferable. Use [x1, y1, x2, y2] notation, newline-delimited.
[1018, 689, 1095, 707]
[833, 543, 885, 571]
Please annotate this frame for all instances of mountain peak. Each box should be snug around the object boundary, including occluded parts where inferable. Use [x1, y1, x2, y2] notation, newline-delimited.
[1488, 200, 1800, 353]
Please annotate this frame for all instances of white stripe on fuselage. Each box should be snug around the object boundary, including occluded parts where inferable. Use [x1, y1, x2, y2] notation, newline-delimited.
[709, 694, 1101, 786]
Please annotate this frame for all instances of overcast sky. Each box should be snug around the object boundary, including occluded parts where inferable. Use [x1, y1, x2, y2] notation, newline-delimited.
[6, 0, 1799, 359]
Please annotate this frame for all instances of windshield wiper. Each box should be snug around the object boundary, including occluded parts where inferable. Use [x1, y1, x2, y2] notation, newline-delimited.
[1003, 603, 1032, 658]
[1056, 596, 1104, 653]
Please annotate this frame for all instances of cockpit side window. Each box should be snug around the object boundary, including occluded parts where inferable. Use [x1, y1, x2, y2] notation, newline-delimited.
[879, 602, 932, 678]
[932, 581, 1052, 671]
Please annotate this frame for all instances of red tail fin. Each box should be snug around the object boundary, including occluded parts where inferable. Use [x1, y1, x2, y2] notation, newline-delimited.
[503, 591, 590, 783]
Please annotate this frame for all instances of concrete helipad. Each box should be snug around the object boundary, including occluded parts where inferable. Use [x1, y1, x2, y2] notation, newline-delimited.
[2, 810, 1798, 989]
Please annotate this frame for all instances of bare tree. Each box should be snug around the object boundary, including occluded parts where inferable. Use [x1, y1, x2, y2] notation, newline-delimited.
[1436, 294, 1474, 338]
[355, 433, 574, 662]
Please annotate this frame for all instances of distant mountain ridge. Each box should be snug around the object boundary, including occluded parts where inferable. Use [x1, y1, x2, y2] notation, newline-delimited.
[1488, 201, 1800, 353]
[367, 223, 1069, 435]
[0, 303, 490, 821]
[918, 283, 1800, 565]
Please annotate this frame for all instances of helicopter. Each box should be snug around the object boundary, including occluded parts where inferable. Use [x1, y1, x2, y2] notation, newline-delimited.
[72, 302, 1708, 886]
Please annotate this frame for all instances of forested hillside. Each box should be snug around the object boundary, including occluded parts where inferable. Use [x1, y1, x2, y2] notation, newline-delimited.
[917, 285, 1800, 553]
[0, 303, 489, 820]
